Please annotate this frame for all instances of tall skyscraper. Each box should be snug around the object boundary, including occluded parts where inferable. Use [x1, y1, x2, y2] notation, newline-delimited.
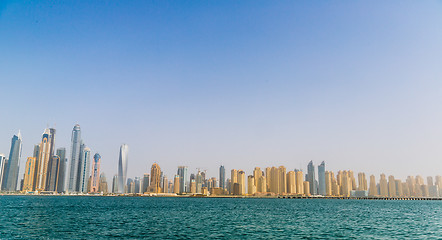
[117, 144, 128, 194]
[2, 131, 22, 191]
[148, 163, 161, 193]
[142, 173, 150, 193]
[379, 174, 388, 197]
[78, 144, 91, 193]
[55, 148, 67, 193]
[278, 166, 287, 194]
[22, 157, 37, 192]
[173, 175, 180, 194]
[0, 154, 6, 189]
[45, 128, 56, 190]
[46, 156, 60, 191]
[68, 124, 81, 192]
[90, 153, 101, 193]
[177, 166, 188, 194]
[35, 129, 54, 192]
[306, 161, 317, 195]
[295, 169, 304, 195]
[318, 161, 326, 196]
[238, 170, 246, 195]
[219, 165, 225, 191]
[287, 171, 296, 194]
[112, 175, 119, 193]
[98, 173, 108, 193]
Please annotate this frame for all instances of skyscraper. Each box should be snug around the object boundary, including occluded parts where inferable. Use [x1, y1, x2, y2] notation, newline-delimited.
[117, 144, 128, 194]
[46, 156, 60, 191]
[45, 128, 56, 190]
[35, 129, 54, 192]
[306, 161, 317, 195]
[112, 175, 118, 193]
[148, 163, 161, 193]
[68, 124, 81, 192]
[173, 175, 180, 194]
[318, 161, 326, 196]
[177, 166, 188, 194]
[142, 173, 150, 193]
[90, 153, 101, 193]
[98, 173, 108, 193]
[55, 148, 67, 193]
[2, 131, 22, 191]
[0, 154, 6, 189]
[22, 157, 37, 192]
[78, 144, 91, 193]
[219, 165, 225, 191]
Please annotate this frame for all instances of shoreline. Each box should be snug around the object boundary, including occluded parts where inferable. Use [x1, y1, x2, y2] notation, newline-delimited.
[1, 193, 441, 201]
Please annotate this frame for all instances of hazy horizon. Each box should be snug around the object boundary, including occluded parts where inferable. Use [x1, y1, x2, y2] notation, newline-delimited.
[1, 1, 442, 181]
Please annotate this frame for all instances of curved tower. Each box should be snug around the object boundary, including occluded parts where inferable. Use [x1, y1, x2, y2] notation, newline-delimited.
[68, 124, 81, 192]
[117, 144, 128, 193]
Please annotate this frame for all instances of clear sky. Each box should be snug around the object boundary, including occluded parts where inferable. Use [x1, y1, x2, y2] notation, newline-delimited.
[1, 1, 441, 182]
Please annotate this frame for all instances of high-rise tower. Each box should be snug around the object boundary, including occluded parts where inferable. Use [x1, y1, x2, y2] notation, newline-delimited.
[149, 163, 161, 193]
[177, 166, 188, 194]
[117, 144, 129, 193]
[2, 131, 22, 191]
[306, 161, 317, 195]
[90, 153, 101, 193]
[55, 148, 67, 193]
[78, 144, 91, 193]
[68, 124, 81, 192]
[318, 161, 326, 196]
[35, 129, 54, 192]
[219, 165, 225, 191]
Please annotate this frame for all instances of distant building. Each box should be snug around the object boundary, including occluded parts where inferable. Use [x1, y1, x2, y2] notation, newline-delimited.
[68, 124, 82, 192]
[2, 131, 22, 191]
[23, 157, 37, 192]
[55, 148, 67, 193]
[306, 161, 317, 195]
[117, 144, 129, 193]
[318, 161, 326, 196]
[142, 173, 150, 193]
[173, 175, 180, 194]
[112, 175, 118, 193]
[90, 153, 101, 193]
[219, 165, 225, 191]
[0, 154, 6, 189]
[78, 144, 91, 193]
[148, 163, 161, 193]
[177, 166, 188, 194]
[98, 173, 108, 193]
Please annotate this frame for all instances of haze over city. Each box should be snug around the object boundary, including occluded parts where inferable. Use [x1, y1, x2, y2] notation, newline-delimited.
[1, 1, 442, 181]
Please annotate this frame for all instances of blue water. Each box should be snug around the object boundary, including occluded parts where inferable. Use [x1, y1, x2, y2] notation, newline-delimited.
[0, 196, 440, 239]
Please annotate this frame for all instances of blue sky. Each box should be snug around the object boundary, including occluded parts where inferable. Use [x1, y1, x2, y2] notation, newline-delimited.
[1, 1, 442, 181]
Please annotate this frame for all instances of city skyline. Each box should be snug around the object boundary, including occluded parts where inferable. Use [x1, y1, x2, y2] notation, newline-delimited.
[0, 124, 440, 197]
[1, 1, 442, 181]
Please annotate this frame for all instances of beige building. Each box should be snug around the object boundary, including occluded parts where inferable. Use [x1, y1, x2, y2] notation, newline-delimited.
[368, 175, 377, 197]
[23, 157, 37, 192]
[278, 166, 287, 195]
[238, 170, 246, 195]
[379, 174, 388, 197]
[173, 175, 180, 194]
[247, 175, 256, 195]
[358, 172, 367, 191]
[257, 176, 266, 193]
[286, 171, 296, 194]
[296, 170, 304, 195]
[388, 175, 396, 197]
[303, 181, 310, 196]
[148, 163, 162, 193]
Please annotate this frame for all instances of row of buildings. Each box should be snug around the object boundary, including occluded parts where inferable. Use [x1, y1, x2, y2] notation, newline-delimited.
[1, 125, 441, 198]
[0, 125, 111, 194]
[114, 162, 441, 198]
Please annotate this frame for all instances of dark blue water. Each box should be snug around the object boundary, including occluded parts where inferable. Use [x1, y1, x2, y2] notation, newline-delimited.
[0, 196, 440, 239]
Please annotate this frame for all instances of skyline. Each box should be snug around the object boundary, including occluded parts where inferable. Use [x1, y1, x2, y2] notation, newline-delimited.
[1, 1, 442, 180]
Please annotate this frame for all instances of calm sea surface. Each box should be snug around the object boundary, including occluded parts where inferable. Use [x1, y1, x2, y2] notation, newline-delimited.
[0, 196, 440, 239]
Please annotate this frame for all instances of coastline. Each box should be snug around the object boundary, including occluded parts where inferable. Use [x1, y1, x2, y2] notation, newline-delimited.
[1, 192, 441, 200]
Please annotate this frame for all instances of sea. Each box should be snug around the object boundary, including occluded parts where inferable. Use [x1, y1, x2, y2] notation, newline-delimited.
[0, 196, 440, 239]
